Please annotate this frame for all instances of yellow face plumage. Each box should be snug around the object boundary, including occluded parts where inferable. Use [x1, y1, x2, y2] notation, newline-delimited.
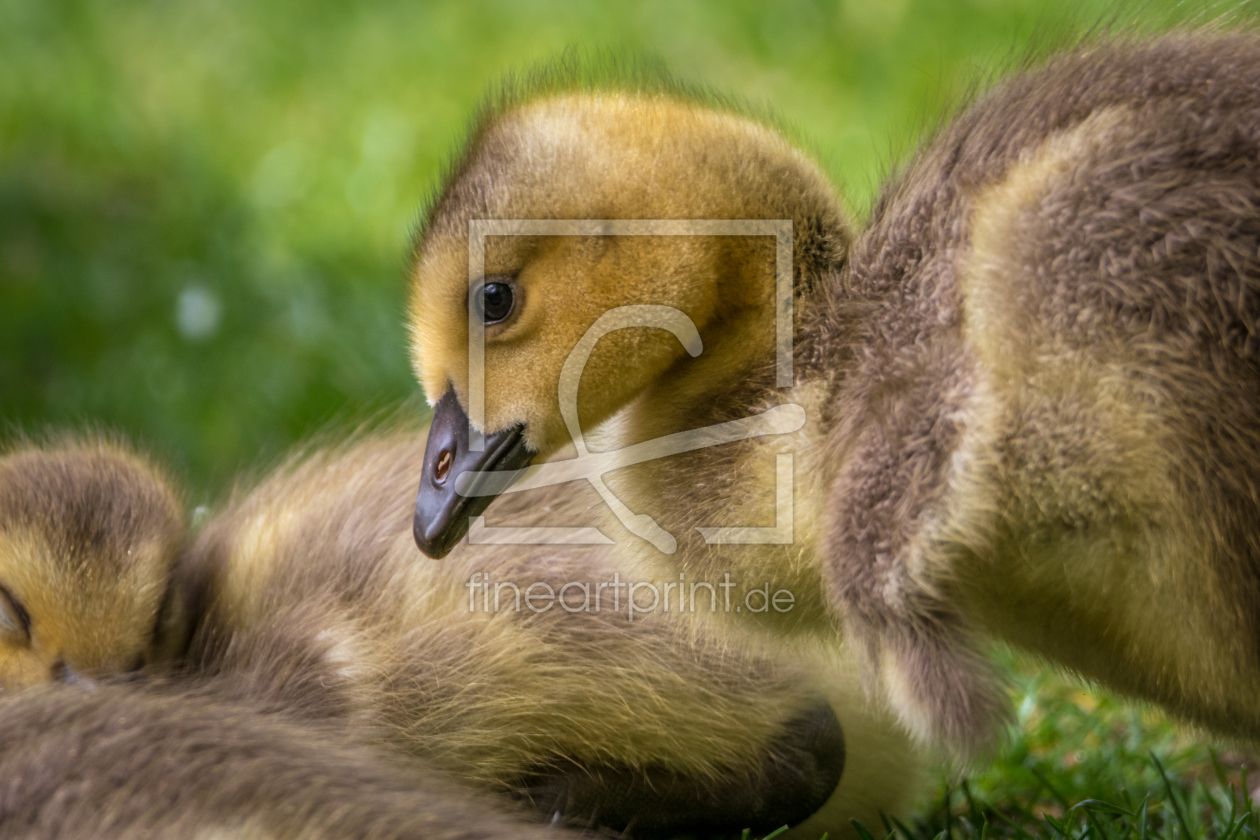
[412, 96, 781, 452]
[0, 440, 186, 690]
[409, 92, 845, 556]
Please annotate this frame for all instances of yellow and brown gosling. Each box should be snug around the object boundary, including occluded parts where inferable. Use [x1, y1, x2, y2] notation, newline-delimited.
[407, 32, 1260, 761]
[400, 64, 921, 834]
[0, 436, 185, 691]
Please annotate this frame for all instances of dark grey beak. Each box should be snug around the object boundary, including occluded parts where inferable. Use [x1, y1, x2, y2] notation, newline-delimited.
[413, 391, 535, 559]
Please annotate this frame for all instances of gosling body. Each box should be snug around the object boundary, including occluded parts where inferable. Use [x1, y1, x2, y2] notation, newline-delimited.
[0, 680, 558, 840]
[819, 29, 1260, 751]
[181, 423, 917, 836]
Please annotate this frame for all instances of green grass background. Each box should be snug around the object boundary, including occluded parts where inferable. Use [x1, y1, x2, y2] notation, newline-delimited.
[4, 0, 1231, 499]
[4, 0, 1259, 836]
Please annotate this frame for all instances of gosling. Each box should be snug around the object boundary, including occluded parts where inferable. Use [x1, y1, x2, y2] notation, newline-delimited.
[0, 435, 185, 691]
[408, 33, 1260, 759]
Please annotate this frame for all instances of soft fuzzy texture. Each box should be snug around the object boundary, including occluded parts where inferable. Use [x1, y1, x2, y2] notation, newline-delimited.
[0, 436, 186, 690]
[0, 680, 555, 840]
[179, 424, 876, 836]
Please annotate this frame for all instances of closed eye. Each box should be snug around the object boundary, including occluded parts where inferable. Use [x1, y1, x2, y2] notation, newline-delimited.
[0, 586, 31, 645]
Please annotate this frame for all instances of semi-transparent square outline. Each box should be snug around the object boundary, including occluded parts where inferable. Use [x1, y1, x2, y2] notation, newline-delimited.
[464, 218, 794, 549]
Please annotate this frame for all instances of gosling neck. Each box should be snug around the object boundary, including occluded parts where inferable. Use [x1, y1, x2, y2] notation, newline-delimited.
[618, 294, 778, 449]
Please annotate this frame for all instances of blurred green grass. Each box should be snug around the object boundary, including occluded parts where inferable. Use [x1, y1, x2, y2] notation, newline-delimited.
[0, 0, 1219, 500]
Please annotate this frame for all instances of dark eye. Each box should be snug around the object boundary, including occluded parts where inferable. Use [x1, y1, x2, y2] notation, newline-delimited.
[478, 281, 515, 325]
[0, 586, 31, 644]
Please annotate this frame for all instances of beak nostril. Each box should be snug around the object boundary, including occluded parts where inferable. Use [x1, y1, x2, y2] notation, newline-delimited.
[434, 449, 453, 484]
[415, 391, 532, 559]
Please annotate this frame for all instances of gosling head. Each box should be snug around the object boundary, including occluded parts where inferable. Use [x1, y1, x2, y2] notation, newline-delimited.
[409, 85, 847, 557]
[0, 439, 186, 690]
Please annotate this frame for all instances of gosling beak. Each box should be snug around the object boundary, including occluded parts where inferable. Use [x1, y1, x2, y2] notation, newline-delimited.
[414, 391, 535, 559]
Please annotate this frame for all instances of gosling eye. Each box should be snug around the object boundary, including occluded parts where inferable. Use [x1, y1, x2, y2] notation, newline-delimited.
[474, 279, 516, 326]
[0, 586, 31, 645]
